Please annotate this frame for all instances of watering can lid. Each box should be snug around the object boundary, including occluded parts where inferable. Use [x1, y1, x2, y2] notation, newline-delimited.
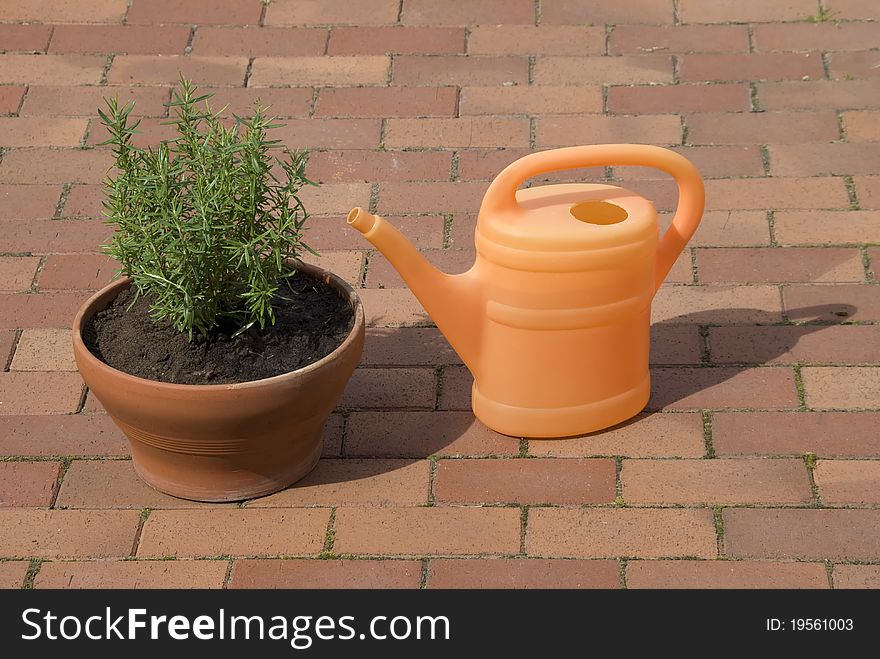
[477, 182, 659, 253]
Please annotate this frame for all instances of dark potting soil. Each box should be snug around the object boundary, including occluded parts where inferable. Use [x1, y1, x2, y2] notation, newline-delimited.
[83, 271, 355, 385]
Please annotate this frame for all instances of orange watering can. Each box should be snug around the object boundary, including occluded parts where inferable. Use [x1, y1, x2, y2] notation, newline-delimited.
[348, 144, 704, 437]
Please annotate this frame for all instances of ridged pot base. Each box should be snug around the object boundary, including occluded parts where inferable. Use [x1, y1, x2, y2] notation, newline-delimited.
[129, 430, 323, 502]
[72, 262, 365, 503]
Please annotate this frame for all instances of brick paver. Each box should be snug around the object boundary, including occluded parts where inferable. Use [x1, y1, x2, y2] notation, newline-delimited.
[626, 560, 829, 589]
[334, 507, 521, 556]
[137, 509, 331, 558]
[56, 460, 222, 509]
[427, 559, 620, 589]
[814, 460, 880, 505]
[0, 510, 140, 559]
[0, 461, 60, 507]
[724, 509, 880, 560]
[621, 458, 813, 505]
[34, 560, 229, 589]
[527, 508, 718, 559]
[832, 565, 880, 589]
[230, 559, 422, 589]
[0, 561, 30, 588]
[10, 329, 77, 371]
[246, 459, 431, 507]
[1, 0, 878, 589]
[433, 458, 617, 505]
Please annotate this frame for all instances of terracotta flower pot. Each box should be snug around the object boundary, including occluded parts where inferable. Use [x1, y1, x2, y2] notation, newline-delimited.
[72, 262, 365, 502]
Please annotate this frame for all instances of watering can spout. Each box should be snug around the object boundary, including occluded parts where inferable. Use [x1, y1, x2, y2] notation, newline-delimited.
[347, 208, 481, 371]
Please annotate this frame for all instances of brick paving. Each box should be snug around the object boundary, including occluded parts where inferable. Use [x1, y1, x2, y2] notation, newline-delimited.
[1, 0, 879, 589]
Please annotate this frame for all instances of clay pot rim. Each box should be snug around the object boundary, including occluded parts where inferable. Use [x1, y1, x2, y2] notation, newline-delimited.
[72, 260, 366, 392]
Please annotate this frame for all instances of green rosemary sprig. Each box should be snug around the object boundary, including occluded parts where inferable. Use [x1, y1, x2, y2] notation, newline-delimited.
[99, 76, 315, 340]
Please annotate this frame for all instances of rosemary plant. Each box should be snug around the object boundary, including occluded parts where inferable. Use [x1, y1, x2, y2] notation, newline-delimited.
[99, 77, 314, 340]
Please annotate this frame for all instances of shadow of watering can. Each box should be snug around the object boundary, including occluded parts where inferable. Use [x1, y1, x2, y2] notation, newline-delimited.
[348, 144, 705, 438]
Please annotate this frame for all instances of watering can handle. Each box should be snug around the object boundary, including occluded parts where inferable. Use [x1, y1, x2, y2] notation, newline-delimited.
[482, 144, 705, 291]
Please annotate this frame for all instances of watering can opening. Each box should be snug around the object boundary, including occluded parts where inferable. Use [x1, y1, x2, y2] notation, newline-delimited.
[569, 200, 629, 226]
[347, 207, 376, 233]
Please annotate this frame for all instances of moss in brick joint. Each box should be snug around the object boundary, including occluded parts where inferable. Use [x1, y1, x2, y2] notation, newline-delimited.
[121, 555, 176, 562]
[22, 559, 42, 590]
[698, 325, 712, 364]
[368, 182, 380, 214]
[57, 455, 73, 472]
[441, 213, 454, 248]
[712, 506, 725, 558]
[793, 364, 807, 410]
[448, 154, 460, 183]
[433, 365, 445, 411]
[803, 452, 823, 507]
[357, 252, 371, 289]
[0, 455, 57, 463]
[418, 560, 430, 589]
[614, 456, 625, 507]
[804, 452, 817, 471]
[424, 456, 438, 507]
[842, 176, 861, 210]
[47, 457, 76, 508]
[702, 411, 716, 459]
[824, 560, 835, 589]
[319, 508, 338, 559]
[859, 245, 874, 281]
[805, 7, 839, 23]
